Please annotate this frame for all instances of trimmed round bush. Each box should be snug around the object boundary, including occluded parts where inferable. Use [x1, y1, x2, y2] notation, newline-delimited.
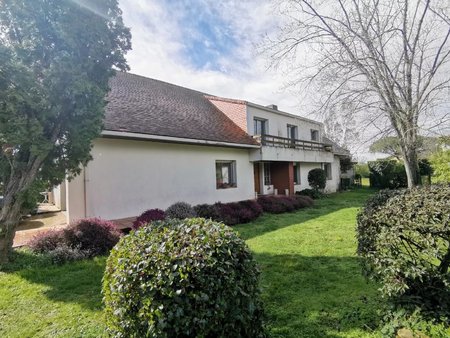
[103, 218, 266, 337]
[296, 188, 325, 199]
[193, 203, 220, 220]
[307, 168, 327, 190]
[165, 201, 196, 219]
[356, 185, 450, 317]
[132, 208, 166, 229]
[294, 195, 314, 207]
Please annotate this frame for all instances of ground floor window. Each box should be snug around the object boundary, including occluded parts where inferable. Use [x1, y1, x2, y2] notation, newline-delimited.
[264, 163, 271, 185]
[216, 160, 237, 189]
[323, 163, 332, 180]
[293, 162, 300, 184]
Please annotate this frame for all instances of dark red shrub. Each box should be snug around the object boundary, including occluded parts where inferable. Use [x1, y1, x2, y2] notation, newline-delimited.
[294, 195, 314, 208]
[28, 229, 66, 253]
[133, 209, 166, 229]
[215, 202, 240, 225]
[64, 218, 122, 257]
[257, 196, 286, 213]
[238, 200, 263, 219]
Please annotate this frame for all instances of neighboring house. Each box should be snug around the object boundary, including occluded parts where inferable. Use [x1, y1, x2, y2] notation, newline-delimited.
[53, 72, 350, 222]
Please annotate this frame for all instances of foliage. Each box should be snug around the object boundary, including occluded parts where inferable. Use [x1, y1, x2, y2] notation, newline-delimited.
[296, 188, 325, 199]
[369, 136, 440, 159]
[307, 168, 327, 190]
[356, 186, 450, 318]
[64, 218, 122, 257]
[28, 230, 66, 253]
[103, 218, 266, 337]
[368, 160, 407, 189]
[28, 218, 121, 263]
[340, 157, 353, 173]
[418, 158, 434, 177]
[132, 209, 166, 229]
[165, 201, 196, 219]
[193, 203, 221, 220]
[354, 163, 370, 178]
[0, 0, 131, 261]
[430, 148, 450, 184]
[257, 195, 314, 214]
[214, 200, 263, 225]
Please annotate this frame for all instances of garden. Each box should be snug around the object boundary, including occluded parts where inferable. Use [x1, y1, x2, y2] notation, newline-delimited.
[1, 185, 449, 337]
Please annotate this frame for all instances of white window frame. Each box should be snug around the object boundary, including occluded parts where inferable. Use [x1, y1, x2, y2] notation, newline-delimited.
[311, 129, 319, 141]
[216, 160, 237, 189]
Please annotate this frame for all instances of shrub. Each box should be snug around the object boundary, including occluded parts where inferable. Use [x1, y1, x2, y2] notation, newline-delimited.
[28, 218, 121, 262]
[356, 185, 450, 318]
[165, 201, 196, 219]
[46, 244, 90, 265]
[256, 195, 309, 214]
[293, 195, 314, 208]
[368, 160, 407, 189]
[308, 168, 327, 190]
[64, 218, 122, 257]
[103, 218, 266, 337]
[193, 203, 220, 220]
[238, 199, 263, 219]
[296, 188, 325, 199]
[132, 208, 166, 229]
[28, 229, 66, 253]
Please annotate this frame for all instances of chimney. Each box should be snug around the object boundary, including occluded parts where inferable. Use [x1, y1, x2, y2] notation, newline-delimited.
[266, 104, 278, 110]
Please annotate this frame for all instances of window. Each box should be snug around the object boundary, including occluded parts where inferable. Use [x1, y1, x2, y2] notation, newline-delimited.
[263, 163, 271, 185]
[311, 129, 319, 141]
[323, 163, 332, 180]
[216, 161, 237, 189]
[254, 118, 267, 136]
[293, 162, 300, 185]
[287, 124, 298, 140]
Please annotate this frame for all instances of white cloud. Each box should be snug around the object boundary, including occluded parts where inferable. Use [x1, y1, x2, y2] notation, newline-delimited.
[118, 0, 303, 114]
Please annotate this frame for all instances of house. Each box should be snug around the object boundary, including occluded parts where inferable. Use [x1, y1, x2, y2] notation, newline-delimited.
[52, 72, 350, 222]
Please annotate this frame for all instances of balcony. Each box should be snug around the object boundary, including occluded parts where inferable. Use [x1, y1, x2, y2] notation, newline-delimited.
[250, 134, 335, 163]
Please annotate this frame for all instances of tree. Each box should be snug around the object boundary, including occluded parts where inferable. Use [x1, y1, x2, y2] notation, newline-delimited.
[308, 168, 327, 190]
[430, 136, 450, 183]
[0, 0, 131, 263]
[369, 136, 440, 159]
[267, 0, 450, 188]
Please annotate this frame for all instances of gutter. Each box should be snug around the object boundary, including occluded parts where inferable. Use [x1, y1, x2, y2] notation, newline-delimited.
[101, 130, 261, 149]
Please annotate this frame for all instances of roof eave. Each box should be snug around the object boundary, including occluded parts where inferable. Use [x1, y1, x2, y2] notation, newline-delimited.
[101, 130, 261, 149]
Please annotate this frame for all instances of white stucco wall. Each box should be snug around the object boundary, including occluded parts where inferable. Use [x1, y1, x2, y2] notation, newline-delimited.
[294, 159, 341, 193]
[246, 105, 324, 142]
[69, 138, 255, 221]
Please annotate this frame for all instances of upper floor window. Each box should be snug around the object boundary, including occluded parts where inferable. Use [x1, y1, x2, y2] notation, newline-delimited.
[216, 160, 237, 189]
[311, 129, 319, 141]
[287, 124, 298, 140]
[254, 118, 267, 136]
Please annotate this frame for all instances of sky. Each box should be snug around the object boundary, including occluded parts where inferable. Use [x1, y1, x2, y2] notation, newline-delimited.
[118, 0, 302, 114]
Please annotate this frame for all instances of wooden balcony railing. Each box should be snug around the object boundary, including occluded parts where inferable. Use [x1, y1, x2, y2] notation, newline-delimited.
[255, 134, 332, 152]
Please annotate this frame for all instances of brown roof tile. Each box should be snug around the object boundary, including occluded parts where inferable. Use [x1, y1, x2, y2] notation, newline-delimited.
[104, 72, 258, 146]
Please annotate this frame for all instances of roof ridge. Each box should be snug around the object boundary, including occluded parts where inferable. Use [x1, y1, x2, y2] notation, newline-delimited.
[117, 71, 212, 96]
[204, 95, 247, 105]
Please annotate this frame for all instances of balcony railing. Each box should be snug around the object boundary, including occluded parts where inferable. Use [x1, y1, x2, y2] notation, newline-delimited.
[255, 134, 332, 152]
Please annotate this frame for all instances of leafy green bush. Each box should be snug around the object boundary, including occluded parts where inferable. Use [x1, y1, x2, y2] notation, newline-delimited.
[165, 201, 196, 219]
[368, 160, 407, 189]
[103, 218, 266, 337]
[356, 186, 450, 318]
[307, 168, 327, 190]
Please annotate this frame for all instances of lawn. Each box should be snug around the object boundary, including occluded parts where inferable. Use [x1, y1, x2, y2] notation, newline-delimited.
[0, 188, 409, 337]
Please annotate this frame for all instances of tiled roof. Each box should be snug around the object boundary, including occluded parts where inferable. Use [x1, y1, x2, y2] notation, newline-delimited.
[104, 72, 258, 146]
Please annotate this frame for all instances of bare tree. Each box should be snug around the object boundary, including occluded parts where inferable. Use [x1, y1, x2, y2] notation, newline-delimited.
[267, 0, 450, 187]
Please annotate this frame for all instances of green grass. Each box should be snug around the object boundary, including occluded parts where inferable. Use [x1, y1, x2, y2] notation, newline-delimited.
[235, 188, 382, 338]
[0, 188, 445, 337]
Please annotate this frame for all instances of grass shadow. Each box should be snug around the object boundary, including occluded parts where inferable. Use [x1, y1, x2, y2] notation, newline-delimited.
[255, 253, 383, 338]
[2, 249, 106, 311]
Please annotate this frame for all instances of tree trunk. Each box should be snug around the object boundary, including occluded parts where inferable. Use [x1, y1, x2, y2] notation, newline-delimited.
[402, 147, 420, 188]
[0, 197, 22, 264]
